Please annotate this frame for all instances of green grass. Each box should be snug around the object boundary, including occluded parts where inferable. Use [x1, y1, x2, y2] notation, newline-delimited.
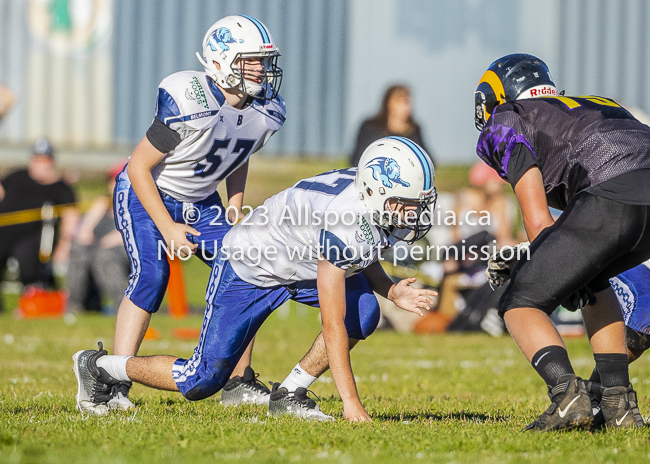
[1, 161, 647, 462]
[1, 309, 649, 464]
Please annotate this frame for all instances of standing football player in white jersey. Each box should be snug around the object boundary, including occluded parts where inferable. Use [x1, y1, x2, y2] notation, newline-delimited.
[74, 137, 437, 422]
[108, 15, 286, 411]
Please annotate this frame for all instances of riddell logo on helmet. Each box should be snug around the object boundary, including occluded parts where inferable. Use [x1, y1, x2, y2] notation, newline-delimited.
[528, 86, 557, 97]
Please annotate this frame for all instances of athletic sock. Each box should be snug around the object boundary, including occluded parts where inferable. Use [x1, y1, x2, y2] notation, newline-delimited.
[279, 363, 317, 392]
[96, 355, 132, 382]
[587, 366, 603, 403]
[593, 353, 629, 388]
[588, 365, 600, 383]
[531, 345, 575, 389]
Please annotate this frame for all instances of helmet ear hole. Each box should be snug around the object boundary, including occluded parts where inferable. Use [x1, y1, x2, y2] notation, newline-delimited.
[366, 187, 373, 196]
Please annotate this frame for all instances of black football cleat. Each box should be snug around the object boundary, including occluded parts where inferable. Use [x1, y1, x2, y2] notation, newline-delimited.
[600, 384, 645, 428]
[524, 374, 593, 432]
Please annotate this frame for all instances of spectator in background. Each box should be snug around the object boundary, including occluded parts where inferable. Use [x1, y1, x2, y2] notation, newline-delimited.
[0, 83, 15, 121]
[0, 138, 79, 309]
[67, 161, 129, 314]
[450, 160, 518, 251]
[350, 84, 432, 167]
[415, 161, 518, 335]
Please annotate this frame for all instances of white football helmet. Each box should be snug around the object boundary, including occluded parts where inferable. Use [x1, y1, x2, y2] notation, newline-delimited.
[196, 15, 282, 100]
[355, 137, 436, 243]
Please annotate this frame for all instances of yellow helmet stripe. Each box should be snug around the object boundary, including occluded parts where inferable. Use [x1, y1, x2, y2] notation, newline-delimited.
[478, 70, 506, 106]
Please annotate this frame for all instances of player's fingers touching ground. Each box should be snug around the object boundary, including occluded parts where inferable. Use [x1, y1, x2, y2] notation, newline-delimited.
[344, 408, 373, 423]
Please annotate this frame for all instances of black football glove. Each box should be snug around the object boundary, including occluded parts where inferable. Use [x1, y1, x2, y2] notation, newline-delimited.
[485, 241, 530, 287]
[561, 286, 597, 312]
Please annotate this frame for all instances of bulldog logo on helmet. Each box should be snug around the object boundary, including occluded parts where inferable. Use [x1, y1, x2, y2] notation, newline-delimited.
[207, 27, 244, 52]
[365, 157, 410, 188]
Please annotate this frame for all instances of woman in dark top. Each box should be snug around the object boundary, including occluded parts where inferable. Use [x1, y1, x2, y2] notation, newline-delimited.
[350, 85, 432, 167]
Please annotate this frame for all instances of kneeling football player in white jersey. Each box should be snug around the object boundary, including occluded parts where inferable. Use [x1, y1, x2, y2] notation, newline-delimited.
[109, 15, 285, 410]
[75, 137, 436, 422]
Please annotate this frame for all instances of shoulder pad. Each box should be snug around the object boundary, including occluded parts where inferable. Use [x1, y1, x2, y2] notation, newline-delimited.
[257, 93, 286, 125]
[155, 71, 222, 128]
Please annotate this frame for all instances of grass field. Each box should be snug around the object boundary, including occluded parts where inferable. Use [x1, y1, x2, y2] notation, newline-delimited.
[1, 160, 648, 463]
[1, 305, 649, 464]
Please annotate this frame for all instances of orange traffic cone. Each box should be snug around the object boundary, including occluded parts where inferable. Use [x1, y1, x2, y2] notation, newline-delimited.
[17, 286, 67, 318]
[143, 327, 160, 340]
[172, 327, 201, 340]
[166, 257, 189, 318]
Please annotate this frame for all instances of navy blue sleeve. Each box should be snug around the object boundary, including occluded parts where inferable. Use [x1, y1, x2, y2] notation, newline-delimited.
[154, 88, 181, 127]
[319, 229, 355, 268]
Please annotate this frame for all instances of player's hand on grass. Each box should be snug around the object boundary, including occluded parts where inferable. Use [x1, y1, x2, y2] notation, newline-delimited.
[343, 401, 372, 423]
[388, 278, 437, 316]
[161, 222, 200, 258]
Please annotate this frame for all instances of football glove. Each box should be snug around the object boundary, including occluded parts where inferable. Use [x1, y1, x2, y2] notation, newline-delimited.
[561, 286, 597, 312]
[485, 241, 530, 287]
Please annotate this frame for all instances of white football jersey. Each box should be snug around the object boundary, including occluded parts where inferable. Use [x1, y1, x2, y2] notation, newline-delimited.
[150, 70, 286, 202]
[224, 168, 406, 287]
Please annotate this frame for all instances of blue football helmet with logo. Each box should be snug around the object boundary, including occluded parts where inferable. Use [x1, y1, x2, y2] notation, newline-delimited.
[197, 15, 283, 100]
[474, 53, 557, 130]
[355, 137, 436, 243]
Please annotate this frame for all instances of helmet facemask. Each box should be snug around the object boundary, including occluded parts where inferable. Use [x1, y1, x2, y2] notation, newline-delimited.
[474, 82, 502, 131]
[474, 88, 500, 131]
[375, 189, 438, 245]
[230, 51, 283, 100]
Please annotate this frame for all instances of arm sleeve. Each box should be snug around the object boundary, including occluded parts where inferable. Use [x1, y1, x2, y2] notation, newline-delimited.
[145, 117, 182, 154]
[506, 143, 538, 188]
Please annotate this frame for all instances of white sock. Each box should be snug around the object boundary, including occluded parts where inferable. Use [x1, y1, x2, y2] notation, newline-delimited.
[96, 355, 132, 382]
[279, 363, 317, 392]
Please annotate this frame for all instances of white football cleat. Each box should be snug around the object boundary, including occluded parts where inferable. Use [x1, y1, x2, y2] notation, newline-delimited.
[268, 383, 334, 421]
[220, 366, 271, 406]
[72, 342, 116, 416]
[107, 381, 136, 411]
